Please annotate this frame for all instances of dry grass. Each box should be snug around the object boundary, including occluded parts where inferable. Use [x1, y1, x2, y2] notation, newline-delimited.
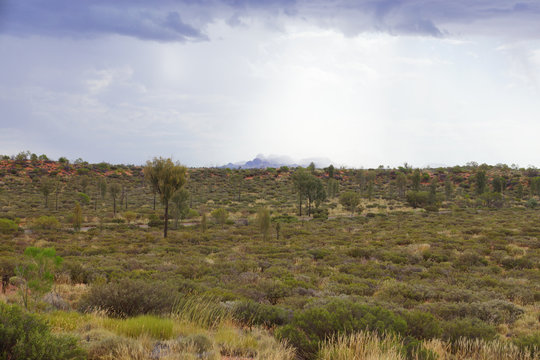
[318, 331, 405, 360]
[318, 332, 539, 360]
[425, 338, 538, 360]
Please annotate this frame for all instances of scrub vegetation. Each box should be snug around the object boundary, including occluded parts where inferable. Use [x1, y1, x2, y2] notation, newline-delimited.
[0, 152, 538, 359]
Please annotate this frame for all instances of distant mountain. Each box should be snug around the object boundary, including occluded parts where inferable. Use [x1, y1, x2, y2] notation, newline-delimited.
[221, 154, 334, 169]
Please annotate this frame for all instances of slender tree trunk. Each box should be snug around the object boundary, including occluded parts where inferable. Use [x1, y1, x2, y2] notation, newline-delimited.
[164, 202, 169, 238]
[153, 192, 156, 210]
[45, 195, 48, 208]
[125, 190, 128, 210]
[113, 197, 116, 217]
[55, 192, 58, 211]
[298, 195, 302, 216]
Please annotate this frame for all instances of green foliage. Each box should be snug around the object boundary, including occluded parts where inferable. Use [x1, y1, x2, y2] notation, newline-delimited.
[411, 170, 421, 191]
[144, 157, 187, 237]
[211, 208, 228, 228]
[15, 247, 63, 309]
[73, 201, 82, 231]
[312, 208, 328, 220]
[292, 169, 326, 216]
[38, 178, 54, 207]
[340, 191, 361, 215]
[403, 311, 441, 339]
[0, 218, 18, 234]
[513, 332, 540, 357]
[123, 211, 137, 224]
[0, 302, 86, 360]
[257, 207, 271, 240]
[276, 300, 407, 359]
[171, 188, 190, 227]
[78, 279, 177, 318]
[406, 191, 429, 208]
[476, 170, 487, 195]
[32, 215, 60, 230]
[327, 178, 339, 198]
[77, 192, 90, 205]
[232, 300, 290, 328]
[442, 317, 497, 342]
[109, 183, 121, 216]
[526, 198, 538, 209]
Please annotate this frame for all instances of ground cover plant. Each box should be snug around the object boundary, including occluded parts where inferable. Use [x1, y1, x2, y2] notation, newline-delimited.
[0, 154, 538, 359]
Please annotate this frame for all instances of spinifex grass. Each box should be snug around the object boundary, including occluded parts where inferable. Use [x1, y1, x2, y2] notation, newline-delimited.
[318, 331, 405, 360]
[102, 315, 174, 340]
[171, 293, 231, 329]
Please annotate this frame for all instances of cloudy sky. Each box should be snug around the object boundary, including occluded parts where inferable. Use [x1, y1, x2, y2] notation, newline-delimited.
[1, 0, 539, 168]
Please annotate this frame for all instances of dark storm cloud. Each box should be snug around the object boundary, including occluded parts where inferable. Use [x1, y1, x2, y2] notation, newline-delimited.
[0, 0, 539, 41]
[0, 0, 207, 41]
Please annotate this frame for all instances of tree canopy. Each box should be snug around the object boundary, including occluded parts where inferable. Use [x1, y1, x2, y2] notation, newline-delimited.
[144, 157, 187, 237]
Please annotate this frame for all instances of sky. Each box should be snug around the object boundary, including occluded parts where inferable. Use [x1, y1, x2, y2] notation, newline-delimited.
[1, 0, 539, 168]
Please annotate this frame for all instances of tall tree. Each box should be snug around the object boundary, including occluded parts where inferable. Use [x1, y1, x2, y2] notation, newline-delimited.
[257, 207, 271, 240]
[340, 191, 361, 215]
[144, 157, 187, 238]
[171, 188, 190, 229]
[109, 183, 121, 217]
[411, 170, 421, 191]
[396, 173, 407, 198]
[292, 169, 326, 216]
[444, 177, 453, 201]
[475, 171, 487, 195]
[38, 178, 53, 208]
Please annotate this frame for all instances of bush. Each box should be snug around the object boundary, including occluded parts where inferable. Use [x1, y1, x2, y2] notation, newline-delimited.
[403, 310, 441, 339]
[401, 336, 437, 360]
[148, 213, 163, 227]
[442, 317, 497, 342]
[276, 299, 407, 359]
[526, 198, 538, 209]
[0, 302, 86, 360]
[232, 300, 291, 328]
[78, 279, 177, 317]
[406, 191, 430, 208]
[312, 208, 329, 220]
[0, 218, 18, 234]
[513, 332, 540, 357]
[32, 215, 60, 230]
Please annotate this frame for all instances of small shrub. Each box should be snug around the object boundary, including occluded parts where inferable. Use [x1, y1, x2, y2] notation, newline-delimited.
[0, 218, 18, 234]
[103, 315, 174, 339]
[403, 310, 441, 339]
[78, 279, 176, 317]
[178, 334, 214, 355]
[276, 299, 407, 359]
[513, 332, 540, 357]
[442, 317, 497, 342]
[148, 213, 164, 227]
[232, 300, 291, 328]
[32, 215, 60, 230]
[0, 302, 86, 360]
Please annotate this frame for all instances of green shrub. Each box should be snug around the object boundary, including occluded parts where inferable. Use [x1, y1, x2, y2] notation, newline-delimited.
[442, 317, 497, 342]
[276, 299, 407, 359]
[501, 257, 535, 270]
[0, 218, 18, 234]
[232, 300, 291, 328]
[148, 213, 164, 227]
[312, 208, 328, 220]
[78, 279, 177, 317]
[406, 191, 430, 208]
[401, 336, 437, 360]
[32, 215, 60, 230]
[0, 302, 86, 360]
[403, 310, 441, 339]
[513, 332, 540, 357]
